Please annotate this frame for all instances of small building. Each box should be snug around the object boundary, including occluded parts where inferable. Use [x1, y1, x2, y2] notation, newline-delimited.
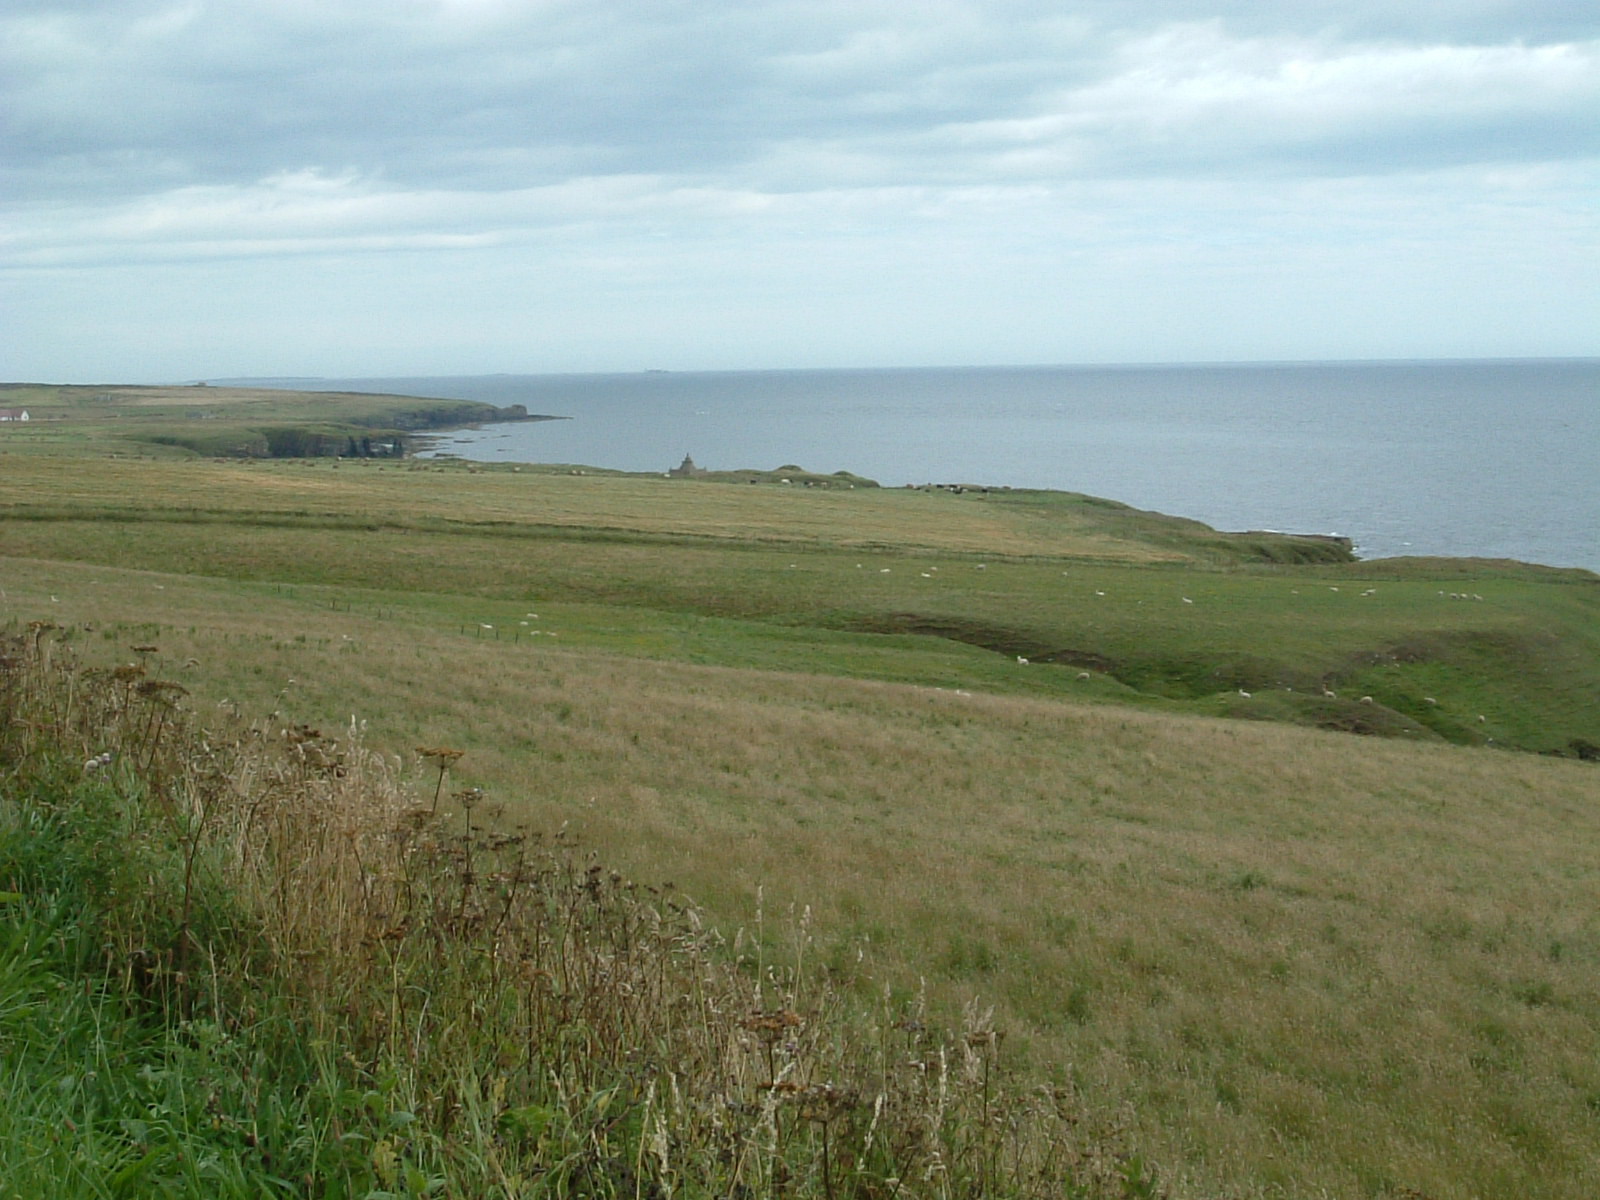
[0, 408, 29, 422]
[668, 454, 704, 478]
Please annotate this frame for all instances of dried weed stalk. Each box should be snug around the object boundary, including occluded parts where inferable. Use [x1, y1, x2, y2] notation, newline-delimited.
[0, 624, 1160, 1198]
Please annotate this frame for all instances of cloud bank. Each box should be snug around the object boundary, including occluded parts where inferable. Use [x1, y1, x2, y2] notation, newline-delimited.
[3, 1, 1596, 377]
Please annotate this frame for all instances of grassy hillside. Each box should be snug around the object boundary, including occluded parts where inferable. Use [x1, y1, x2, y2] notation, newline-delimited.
[0, 381, 538, 459]
[8, 627, 1147, 1198]
[3, 392, 1599, 1197]
[2, 453, 1595, 757]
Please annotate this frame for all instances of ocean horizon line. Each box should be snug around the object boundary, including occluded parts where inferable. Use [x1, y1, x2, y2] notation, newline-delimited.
[197, 354, 1600, 389]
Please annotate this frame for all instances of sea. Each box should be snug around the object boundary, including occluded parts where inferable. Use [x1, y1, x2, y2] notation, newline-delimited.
[240, 360, 1600, 571]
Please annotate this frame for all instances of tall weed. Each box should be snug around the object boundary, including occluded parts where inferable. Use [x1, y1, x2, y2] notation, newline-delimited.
[0, 623, 1154, 1198]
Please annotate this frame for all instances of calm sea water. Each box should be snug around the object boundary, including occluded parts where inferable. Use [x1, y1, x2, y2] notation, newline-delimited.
[265, 360, 1600, 570]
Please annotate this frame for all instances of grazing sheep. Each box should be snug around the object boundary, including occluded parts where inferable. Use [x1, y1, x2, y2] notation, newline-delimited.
[1359, 695, 1374, 704]
[1077, 671, 1091, 680]
[1238, 689, 1252, 698]
[1322, 689, 1337, 699]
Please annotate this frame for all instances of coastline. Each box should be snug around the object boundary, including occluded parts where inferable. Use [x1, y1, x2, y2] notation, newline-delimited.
[412, 401, 1598, 573]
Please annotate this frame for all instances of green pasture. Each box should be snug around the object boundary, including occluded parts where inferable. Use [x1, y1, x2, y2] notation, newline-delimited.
[0, 381, 530, 459]
[4, 386, 1600, 1197]
[6, 558, 1600, 1199]
[1, 451, 1595, 757]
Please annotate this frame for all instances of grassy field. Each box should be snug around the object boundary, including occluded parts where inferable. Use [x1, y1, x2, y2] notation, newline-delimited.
[0, 381, 535, 459]
[2, 451, 1595, 757]
[3, 387, 1599, 1197]
[3, 626, 1161, 1199]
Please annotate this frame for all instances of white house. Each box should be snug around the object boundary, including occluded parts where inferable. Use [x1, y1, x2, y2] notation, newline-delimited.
[0, 408, 29, 422]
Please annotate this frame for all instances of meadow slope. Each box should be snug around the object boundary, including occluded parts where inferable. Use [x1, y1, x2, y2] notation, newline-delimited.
[3, 393, 1599, 1197]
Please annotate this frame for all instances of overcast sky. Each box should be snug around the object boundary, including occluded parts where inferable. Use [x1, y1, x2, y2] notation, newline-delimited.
[4, 0, 1597, 381]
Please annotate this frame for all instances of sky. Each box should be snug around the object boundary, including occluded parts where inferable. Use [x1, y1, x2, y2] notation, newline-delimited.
[4, 0, 1597, 381]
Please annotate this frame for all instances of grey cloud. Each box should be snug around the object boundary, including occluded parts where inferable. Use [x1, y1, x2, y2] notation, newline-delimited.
[962, 31, 1600, 181]
[1092, 0, 1597, 41]
[3, 0, 1596, 214]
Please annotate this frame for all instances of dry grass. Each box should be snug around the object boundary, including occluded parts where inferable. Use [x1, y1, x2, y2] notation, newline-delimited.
[388, 644, 1600, 1198]
[0, 454, 1235, 561]
[10, 453, 1595, 766]
[3, 440, 1598, 1196]
[5, 560, 1599, 1197]
[3, 622, 1157, 1198]
[6, 504, 1595, 765]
